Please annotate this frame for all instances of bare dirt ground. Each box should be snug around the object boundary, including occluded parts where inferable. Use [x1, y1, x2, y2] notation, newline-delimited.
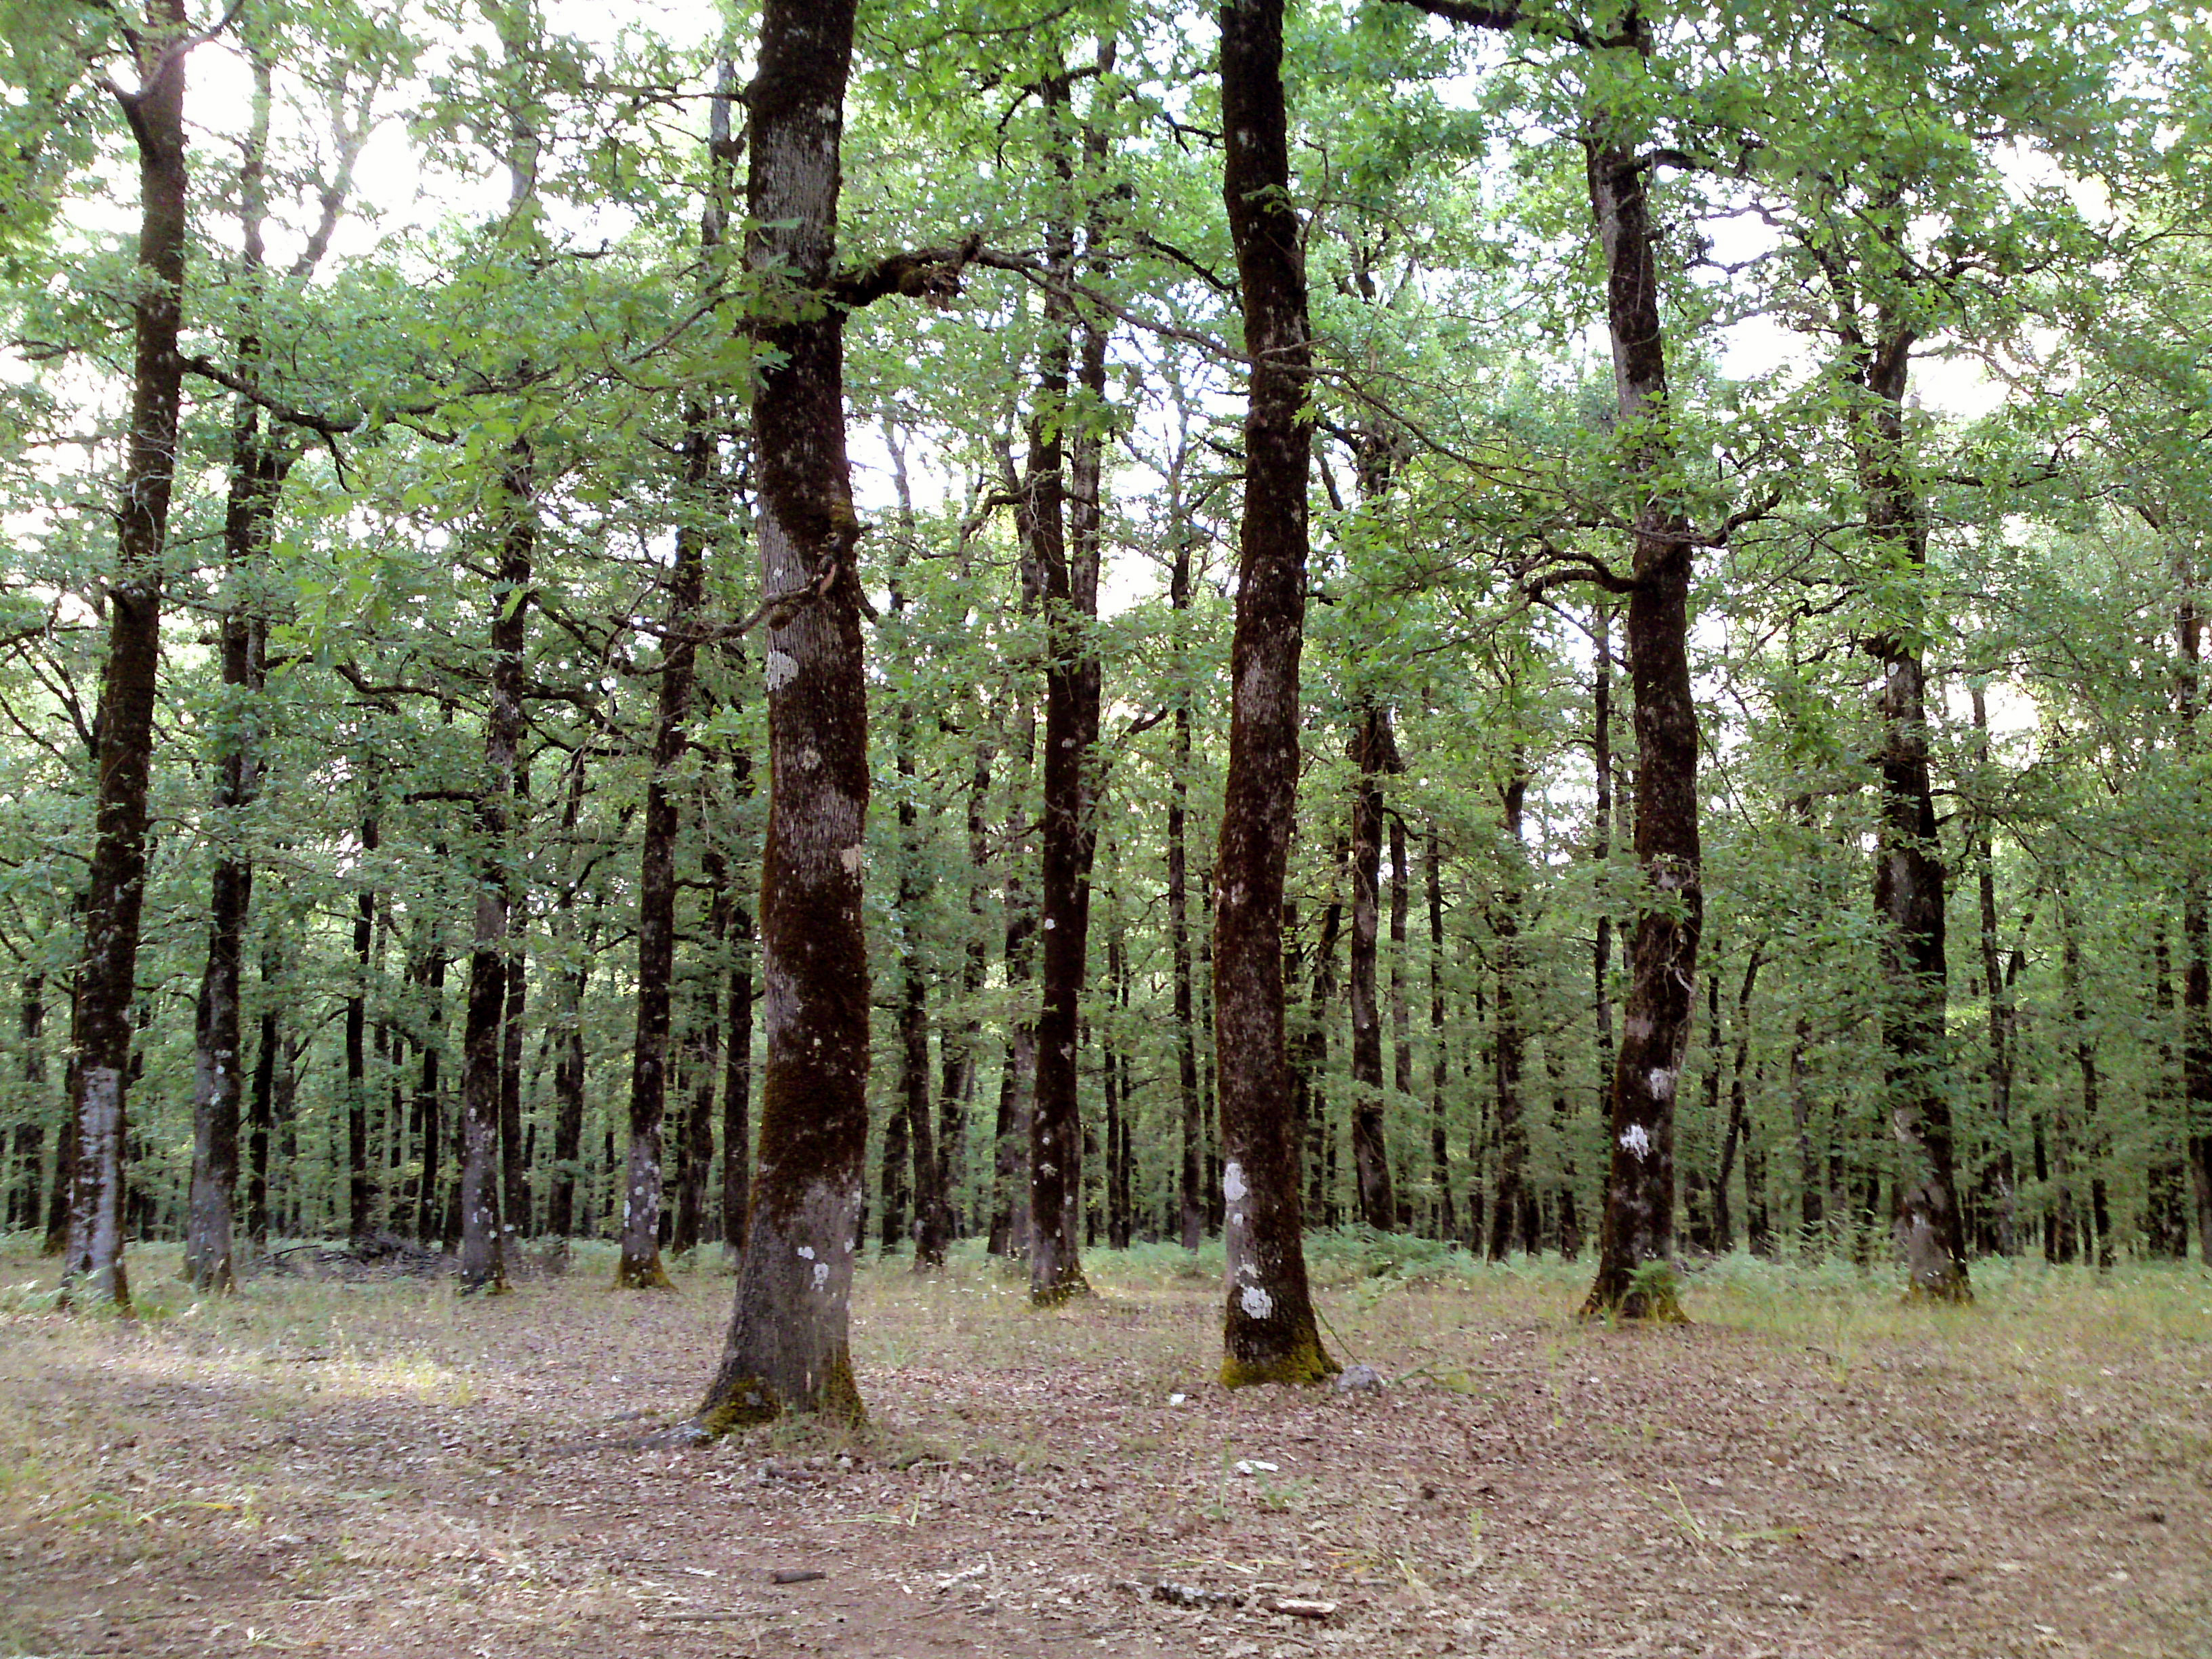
[1, 1238, 2207, 1659]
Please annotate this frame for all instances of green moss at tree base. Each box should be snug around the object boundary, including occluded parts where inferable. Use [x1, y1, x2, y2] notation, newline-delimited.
[1900, 1273, 1973, 1307]
[695, 1351, 869, 1439]
[612, 1255, 676, 1291]
[1030, 1275, 1092, 1309]
[1578, 1286, 1689, 1324]
[1221, 1321, 1338, 1388]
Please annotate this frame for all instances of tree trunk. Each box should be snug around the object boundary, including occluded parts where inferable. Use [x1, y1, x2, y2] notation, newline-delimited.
[499, 911, 529, 1242]
[1488, 759, 1534, 1259]
[1169, 544, 1206, 1251]
[1389, 812, 1413, 1226]
[13, 983, 45, 1233]
[884, 422, 949, 1270]
[1969, 683, 2020, 1254]
[1298, 853, 1346, 1226]
[674, 855, 726, 1257]
[722, 889, 756, 1258]
[1853, 324, 1969, 1301]
[1347, 703, 1399, 1233]
[2176, 588, 2212, 1265]
[1579, 89, 1702, 1322]
[1027, 52, 1115, 1305]
[1214, 0, 1333, 1387]
[698, 0, 871, 1428]
[346, 814, 378, 1244]
[66, 1, 194, 1311]
[937, 721, 993, 1240]
[1427, 831, 1456, 1243]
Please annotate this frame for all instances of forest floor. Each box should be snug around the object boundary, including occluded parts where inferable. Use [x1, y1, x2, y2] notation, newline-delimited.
[0, 1236, 2207, 1659]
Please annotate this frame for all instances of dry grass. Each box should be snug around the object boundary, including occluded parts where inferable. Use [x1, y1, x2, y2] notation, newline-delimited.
[0, 1234, 2207, 1657]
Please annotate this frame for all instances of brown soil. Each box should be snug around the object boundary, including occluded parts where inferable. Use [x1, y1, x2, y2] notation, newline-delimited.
[1, 1243, 2207, 1658]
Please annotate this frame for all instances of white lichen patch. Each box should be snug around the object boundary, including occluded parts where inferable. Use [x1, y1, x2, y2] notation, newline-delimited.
[797, 1245, 815, 1260]
[1239, 1285, 1274, 1320]
[766, 649, 798, 691]
[839, 844, 863, 874]
[1223, 1161, 1249, 1203]
[1620, 1124, 1652, 1158]
[811, 1261, 830, 1292]
[1647, 1066, 1676, 1099]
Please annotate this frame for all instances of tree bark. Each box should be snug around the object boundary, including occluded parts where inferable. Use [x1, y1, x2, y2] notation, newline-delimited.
[346, 813, 379, 1244]
[1214, 0, 1333, 1387]
[1161, 542, 1207, 1252]
[13, 983, 44, 1233]
[1027, 52, 1115, 1305]
[1852, 323, 1969, 1300]
[698, 0, 872, 1428]
[1347, 703, 1399, 1232]
[65, 0, 195, 1311]
[1488, 758, 1535, 1258]
[2177, 586, 2212, 1265]
[1578, 79, 1701, 1322]
[1427, 830, 1456, 1242]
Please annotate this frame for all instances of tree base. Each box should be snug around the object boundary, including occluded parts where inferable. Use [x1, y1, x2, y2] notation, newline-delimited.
[1030, 1273, 1092, 1308]
[1578, 1287, 1689, 1324]
[1900, 1272, 1973, 1307]
[1221, 1324, 1338, 1388]
[697, 1353, 867, 1437]
[613, 1254, 676, 1290]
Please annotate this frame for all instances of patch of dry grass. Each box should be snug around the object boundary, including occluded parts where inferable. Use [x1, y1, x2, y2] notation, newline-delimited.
[0, 1233, 2207, 1658]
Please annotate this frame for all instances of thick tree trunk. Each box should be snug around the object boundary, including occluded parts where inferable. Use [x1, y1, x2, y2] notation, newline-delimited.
[1579, 105, 1701, 1322]
[65, 2, 194, 1311]
[1214, 0, 1332, 1387]
[1347, 703, 1399, 1232]
[1591, 600, 1616, 1151]
[699, 0, 871, 1428]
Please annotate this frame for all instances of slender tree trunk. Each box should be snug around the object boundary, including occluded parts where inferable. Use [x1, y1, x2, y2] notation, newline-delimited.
[14, 983, 44, 1233]
[674, 859, 726, 1257]
[1489, 760, 1534, 1259]
[1591, 599, 1616, 1150]
[63, 0, 195, 1312]
[1347, 703, 1399, 1232]
[937, 720, 992, 1240]
[1969, 684, 2020, 1254]
[1579, 85, 1702, 1322]
[1027, 53, 1115, 1304]
[1215, 0, 1332, 1385]
[2174, 586, 2212, 1265]
[246, 954, 276, 1249]
[987, 565, 1042, 1259]
[699, 0, 872, 1427]
[722, 888, 756, 1258]
[884, 424, 949, 1269]
[345, 814, 378, 1244]
[1427, 831, 1456, 1243]
[1717, 948, 1763, 1254]
[1167, 546, 1206, 1251]
[1298, 853, 1346, 1225]
[499, 907, 529, 1242]
[1389, 813, 1413, 1226]
[1851, 324, 1969, 1300]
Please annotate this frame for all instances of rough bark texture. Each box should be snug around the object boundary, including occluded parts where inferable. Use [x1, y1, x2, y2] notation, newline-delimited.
[2178, 590, 2212, 1265]
[698, 0, 870, 1429]
[1488, 760, 1536, 1258]
[456, 440, 529, 1295]
[886, 435, 949, 1270]
[346, 814, 378, 1244]
[1025, 59, 1111, 1305]
[1855, 324, 1969, 1301]
[1579, 87, 1700, 1323]
[1347, 704, 1400, 1233]
[1427, 831, 1456, 1242]
[65, 0, 194, 1312]
[1169, 541, 1206, 1251]
[1214, 0, 1333, 1387]
[1969, 684, 2020, 1254]
[616, 411, 712, 1288]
